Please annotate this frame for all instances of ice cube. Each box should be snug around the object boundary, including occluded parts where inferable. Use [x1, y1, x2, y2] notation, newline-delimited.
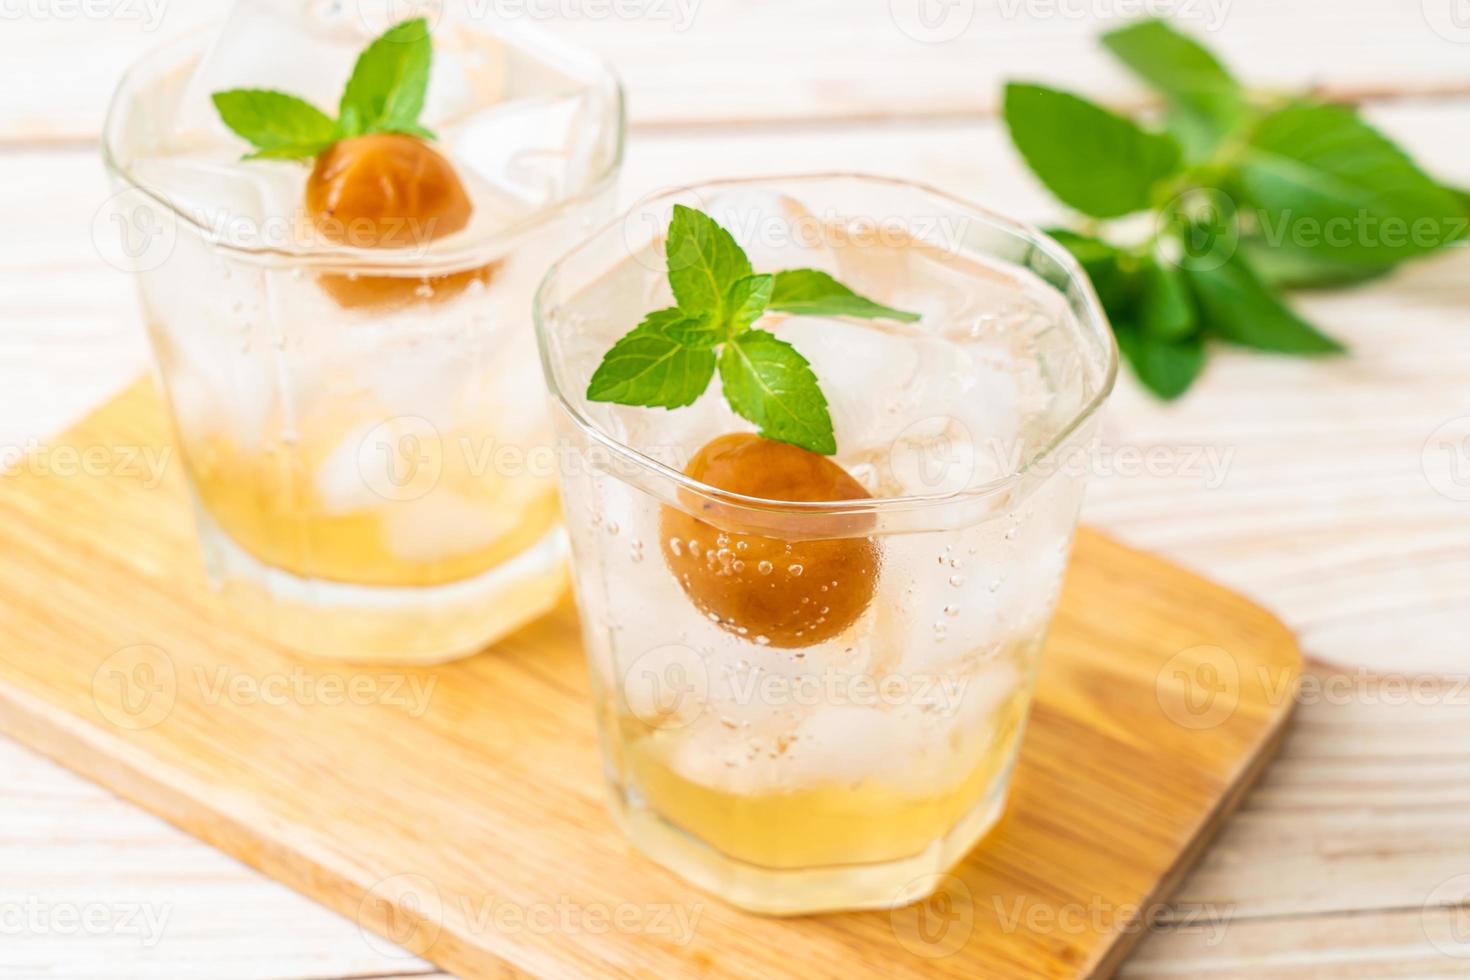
[448, 90, 609, 212]
[771, 316, 1019, 494]
[171, 0, 366, 145]
[700, 190, 842, 277]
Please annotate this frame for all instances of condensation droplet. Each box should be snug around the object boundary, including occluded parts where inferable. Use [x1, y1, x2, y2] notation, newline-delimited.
[788, 564, 804, 577]
[668, 537, 684, 557]
[943, 605, 961, 618]
[606, 521, 620, 536]
[949, 574, 965, 588]
[757, 560, 773, 575]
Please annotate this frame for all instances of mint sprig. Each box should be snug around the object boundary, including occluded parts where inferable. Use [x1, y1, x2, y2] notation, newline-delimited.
[211, 17, 437, 162]
[586, 205, 920, 455]
[1004, 17, 1469, 400]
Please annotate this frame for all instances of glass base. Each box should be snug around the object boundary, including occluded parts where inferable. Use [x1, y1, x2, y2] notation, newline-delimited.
[608, 773, 1010, 916]
[196, 507, 569, 664]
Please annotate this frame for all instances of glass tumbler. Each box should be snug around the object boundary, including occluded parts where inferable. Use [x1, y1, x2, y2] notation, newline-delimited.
[101, 17, 624, 663]
[534, 175, 1117, 913]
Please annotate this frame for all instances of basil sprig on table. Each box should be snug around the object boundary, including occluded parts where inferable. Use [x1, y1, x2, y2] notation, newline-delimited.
[586, 205, 919, 455]
[211, 17, 436, 161]
[1004, 18, 1468, 399]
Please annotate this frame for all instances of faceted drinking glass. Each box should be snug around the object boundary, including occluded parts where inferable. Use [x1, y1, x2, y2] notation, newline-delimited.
[102, 13, 624, 663]
[534, 175, 1117, 913]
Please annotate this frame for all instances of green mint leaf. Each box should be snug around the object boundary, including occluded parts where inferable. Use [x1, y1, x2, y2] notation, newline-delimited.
[211, 89, 339, 160]
[1101, 19, 1244, 160]
[666, 204, 754, 320]
[1115, 323, 1206, 400]
[1136, 256, 1196, 341]
[1182, 252, 1345, 354]
[769, 268, 921, 322]
[1045, 229, 1134, 312]
[727, 274, 774, 334]
[660, 310, 723, 349]
[586, 309, 717, 409]
[1241, 238, 1395, 290]
[1236, 102, 1464, 266]
[339, 17, 433, 138]
[1003, 82, 1183, 218]
[718, 330, 836, 455]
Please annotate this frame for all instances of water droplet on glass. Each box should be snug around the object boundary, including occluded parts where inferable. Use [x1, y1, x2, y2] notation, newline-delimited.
[943, 605, 961, 618]
[788, 564, 804, 577]
[668, 537, 683, 557]
[606, 521, 620, 536]
[757, 560, 773, 575]
[949, 574, 965, 588]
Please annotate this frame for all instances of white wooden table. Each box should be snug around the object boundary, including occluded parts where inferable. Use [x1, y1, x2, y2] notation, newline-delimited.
[3, 2, 1470, 976]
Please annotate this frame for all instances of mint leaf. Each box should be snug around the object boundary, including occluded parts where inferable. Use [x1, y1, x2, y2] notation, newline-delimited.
[1004, 82, 1183, 218]
[1115, 323, 1205, 400]
[661, 310, 723, 349]
[727, 274, 774, 334]
[1101, 19, 1244, 160]
[1182, 253, 1344, 354]
[769, 269, 921, 322]
[1242, 238, 1395, 290]
[1236, 102, 1463, 266]
[211, 89, 339, 161]
[719, 331, 836, 455]
[586, 309, 717, 409]
[666, 204, 753, 320]
[1046, 229, 1134, 312]
[1136, 257, 1195, 341]
[339, 17, 435, 139]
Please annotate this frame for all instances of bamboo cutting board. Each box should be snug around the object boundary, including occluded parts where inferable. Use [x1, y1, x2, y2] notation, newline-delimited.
[0, 379, 1300, 979]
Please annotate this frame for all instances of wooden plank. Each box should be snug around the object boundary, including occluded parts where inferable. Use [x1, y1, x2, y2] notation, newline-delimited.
[7, 664, 1468, 977]
[0, 378, 1301, 978]
[6, 0, 1470, 140]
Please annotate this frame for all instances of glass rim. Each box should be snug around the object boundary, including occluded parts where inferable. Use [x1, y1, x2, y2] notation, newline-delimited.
[100, 21, 627, 271]
[533, 172, 1120, 520]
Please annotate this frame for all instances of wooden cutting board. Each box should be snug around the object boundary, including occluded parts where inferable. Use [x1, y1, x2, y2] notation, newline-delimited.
[0, 379, 1300, 979]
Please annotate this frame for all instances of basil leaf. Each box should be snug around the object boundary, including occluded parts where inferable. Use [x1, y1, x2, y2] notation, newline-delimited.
[586, 309, 718, 409]
[769, 268, 921, 322]
[339, 17, 434, 138]
[211, 89, 339, 161]
[666, 204, 754, 321]
[1101, 19, 1244, 159]
[1182, 252, 1345, 354]
[1004, 82, 1183, 218]
[719, 330, 836, 455]
[1236, 102, 1464, 266]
